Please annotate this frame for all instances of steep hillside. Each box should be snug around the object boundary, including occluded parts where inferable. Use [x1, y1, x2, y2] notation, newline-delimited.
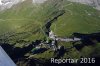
[0, 0, 100, 65]
[51, 1, 100, 37]
[0, 0, 62, 47]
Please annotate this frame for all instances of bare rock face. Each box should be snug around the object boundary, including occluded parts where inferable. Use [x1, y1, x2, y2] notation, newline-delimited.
[0, 0, 47, 11]
[32, 0, 47, 4]
[0, 0, 100, 11]
[0, 0, 25, 11]
[68, 0, 100, 10]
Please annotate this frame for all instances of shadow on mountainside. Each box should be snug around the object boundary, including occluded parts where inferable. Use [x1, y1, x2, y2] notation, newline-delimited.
[0, 43, 33, 62]
[0, 40, 47, 66]
[72, 32, 100, 50]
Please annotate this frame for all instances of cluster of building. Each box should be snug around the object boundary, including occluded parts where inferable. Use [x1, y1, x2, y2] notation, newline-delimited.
[31, 30, 81, 54]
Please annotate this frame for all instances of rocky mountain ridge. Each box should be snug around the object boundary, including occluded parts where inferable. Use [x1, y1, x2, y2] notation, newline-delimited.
[0, 0, 100, 11]
[68, 0, 100, 10]
[0, 0, 25, 11]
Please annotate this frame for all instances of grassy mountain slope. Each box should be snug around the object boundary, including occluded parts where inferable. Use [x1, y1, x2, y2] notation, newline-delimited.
[0, 0, 100, 65]
[0, 0, 61, 46]
[51, 0, 100, 37]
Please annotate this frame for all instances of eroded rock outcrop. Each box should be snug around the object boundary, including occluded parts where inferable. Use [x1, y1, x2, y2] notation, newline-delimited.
[0, 0, 25, 11]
